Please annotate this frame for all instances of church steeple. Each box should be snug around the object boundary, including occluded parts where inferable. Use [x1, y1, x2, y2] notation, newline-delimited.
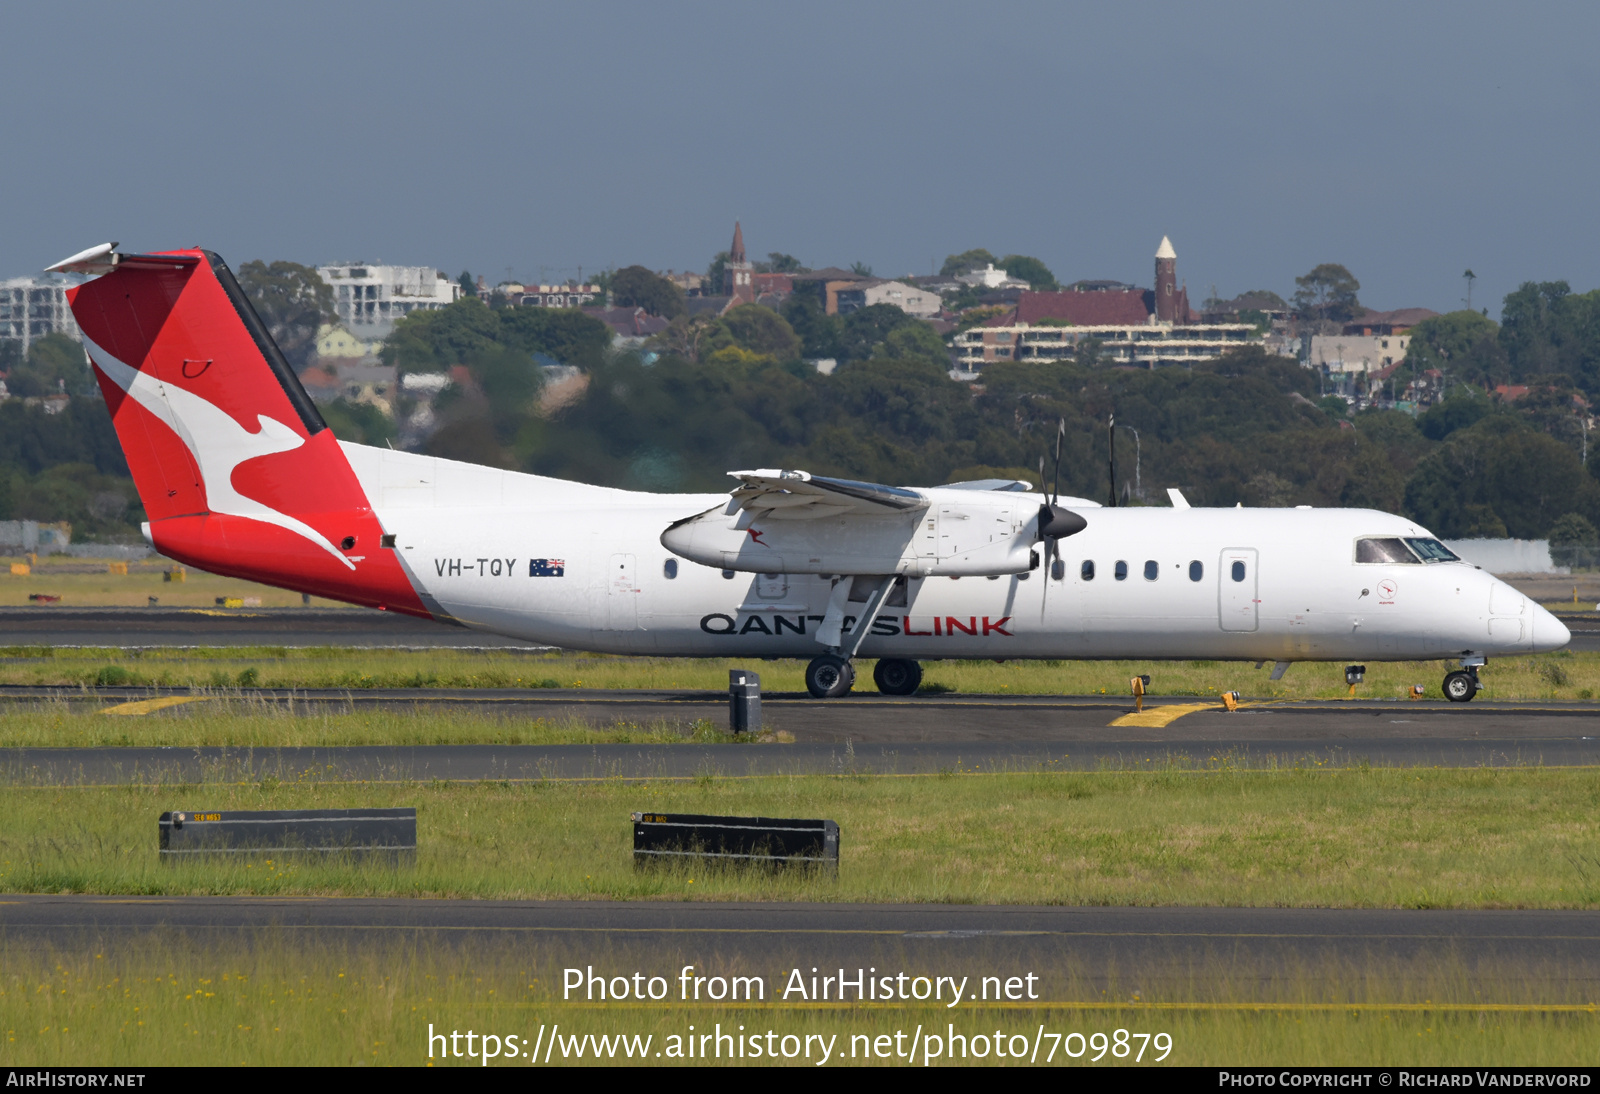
[724, 219, 755, 304]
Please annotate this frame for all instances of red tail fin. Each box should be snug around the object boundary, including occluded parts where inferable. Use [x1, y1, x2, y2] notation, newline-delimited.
[62, 247, 427, 616]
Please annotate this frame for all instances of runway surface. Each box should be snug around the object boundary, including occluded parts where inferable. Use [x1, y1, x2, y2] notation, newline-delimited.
[2, 686, 1598, 779]
[4, 895, 1595, 998]
[5, 606, 1600, 652]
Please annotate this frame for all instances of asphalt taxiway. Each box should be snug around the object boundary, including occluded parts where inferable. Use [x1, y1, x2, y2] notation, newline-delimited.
[4, 896, 1595, 998]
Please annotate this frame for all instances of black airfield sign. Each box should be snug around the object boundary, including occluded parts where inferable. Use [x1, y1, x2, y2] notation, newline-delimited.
[632, 812, 839, 872]
[159, 808, 417, 862]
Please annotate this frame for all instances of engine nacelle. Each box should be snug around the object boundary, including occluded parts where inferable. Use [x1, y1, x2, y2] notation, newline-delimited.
[662, 487, 1044, 577]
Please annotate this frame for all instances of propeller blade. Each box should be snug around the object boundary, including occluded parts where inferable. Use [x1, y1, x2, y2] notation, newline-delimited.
[1052, 418, 1065, 505]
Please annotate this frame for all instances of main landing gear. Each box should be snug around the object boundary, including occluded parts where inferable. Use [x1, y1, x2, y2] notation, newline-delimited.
[1443, 658, 1484, 703]
[803, 655, 923, 698]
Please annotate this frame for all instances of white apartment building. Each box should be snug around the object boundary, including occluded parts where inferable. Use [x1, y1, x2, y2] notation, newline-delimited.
[956, 264, 1029, 291]
[1307, 333, 1411, 376]
[0, 275, 83, 351]
[317, 263, 460, 335]
[954, 321, 1259, 369]
[834, 279, 941, 318]
[516, 284, 601, 308]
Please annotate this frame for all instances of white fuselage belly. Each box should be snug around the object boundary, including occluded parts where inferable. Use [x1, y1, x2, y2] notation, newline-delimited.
[375, 499, 1556, 663]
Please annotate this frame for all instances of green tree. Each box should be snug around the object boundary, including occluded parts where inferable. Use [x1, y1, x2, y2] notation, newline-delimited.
[720, 305, 802, 360]
[838, 303, 919, 363]
[1291, 263, 1362, 324]
[497, 307, 612, 365]
[756, 253, 808, 274]
[780, 294, 841, 360]
[704, 251, 729, 296]
[467, 343, 544, 413]
[850, 261, 873, 277]
[940, 249, 997, 278]
[1416, 386, 1491, 441]
[319, 397, 397, 447]
[611, 265, 686, 318]
[6, 333, 91, 396]
[998, 254, 1057, 290]
[1404, 310, 1503, 387]
[380, 297, 501, 373]
[1498, 281, 1570, 377]
[457, 270, 478, 298]
[236, 260, 336, 371]
[1549, 512, 1599, 546]
[872, 324, 950, 370]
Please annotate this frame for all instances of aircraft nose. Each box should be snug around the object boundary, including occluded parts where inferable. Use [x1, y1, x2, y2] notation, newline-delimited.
[1530, 603, 1571, 652]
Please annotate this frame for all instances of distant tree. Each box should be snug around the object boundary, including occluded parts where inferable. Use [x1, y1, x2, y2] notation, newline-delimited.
[0, 339, 22, 376]
[236, 260, 336, 371]
[720, 305, 802, 360]
[999, 254, 1058, 290]
[837, 303, 919, 363]
[1405, 310, 1504, 387]
[319, 397, 398, 448]
[1549, 511, 1599, 546]
[940, 249, 997, 278]
[497, 307, 612, 366]
[6, 333, 91, 396]
[652, 315, 719, 363]
[380, 296, 501, 373]
[757, 252, 808, 274]
[850, 261, 873, 278]
[1291, 263, 1362, 325]
[779, 294, 841, 360]
[611, 265, 686, 318]
[871, 323, 950, 370]
[704, 251, 729, 296]
[457, 270, 478, 298]
[466, 343, 544, 413]
[1416, 386, 1491, 441]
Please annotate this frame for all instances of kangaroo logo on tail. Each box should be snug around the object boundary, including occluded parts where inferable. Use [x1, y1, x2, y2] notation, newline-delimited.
[83, 334, 356, 570]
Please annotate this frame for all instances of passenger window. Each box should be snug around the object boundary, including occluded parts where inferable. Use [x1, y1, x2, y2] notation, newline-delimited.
[1081, 560, 1095, 581]
[1051, 558, 1065, 581]
[1189, 560, 1203, 582]
[1114, 560, 1128, 581]
[1143, 560, 1159, 581]
[663, 558, 678, 579]
[1231, 560, 1246, 582]
[1404, 537, 1460, 563]
[1356, 537, 1420, 564]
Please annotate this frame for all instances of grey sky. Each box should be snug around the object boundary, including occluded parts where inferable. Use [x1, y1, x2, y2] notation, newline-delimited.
[4, 2, 1596, 316]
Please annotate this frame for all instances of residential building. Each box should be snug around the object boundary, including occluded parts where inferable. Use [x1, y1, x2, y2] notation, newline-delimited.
[1307, 333, 1412, 382]
[317, 263, 460, 336]
[791, 267, 869, 315]
[582, 305, 672, 347]
[833, 279, 941, 318]
[517, 284, 601, 308]
[0, 275, 82, 351]
[1341, 308, 1438, 336]
[314, 323, 384, 361]
[661, 270, 705, 296]
[952, 237, 1255, 369]
[957, 264, 1029, 291]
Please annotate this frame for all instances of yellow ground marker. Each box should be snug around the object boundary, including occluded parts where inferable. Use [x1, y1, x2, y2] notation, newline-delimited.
[1108, 701, 1218, 727]
[99, 696, 209, 716]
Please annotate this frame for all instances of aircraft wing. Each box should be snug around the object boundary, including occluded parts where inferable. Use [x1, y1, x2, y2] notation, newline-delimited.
[727, 469, 929, 521]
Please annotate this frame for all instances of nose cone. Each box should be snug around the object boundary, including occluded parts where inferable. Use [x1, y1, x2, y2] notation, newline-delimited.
[1530, 603, 1572, 653]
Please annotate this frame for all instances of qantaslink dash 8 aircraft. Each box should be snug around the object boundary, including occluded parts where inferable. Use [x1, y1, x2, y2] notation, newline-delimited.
[49, 243, 1568, 701]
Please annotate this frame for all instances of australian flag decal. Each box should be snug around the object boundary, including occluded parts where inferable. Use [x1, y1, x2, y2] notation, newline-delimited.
[528, 558, 566, 577]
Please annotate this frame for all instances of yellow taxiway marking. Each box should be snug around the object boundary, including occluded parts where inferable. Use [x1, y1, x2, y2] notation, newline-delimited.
[99, 696, 210, 716]
[1108, 702, 1219, 727]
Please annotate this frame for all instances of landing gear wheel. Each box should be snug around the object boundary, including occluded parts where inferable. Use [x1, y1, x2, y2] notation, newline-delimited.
[806, 655, 855, 698]
[1443, 670, 1478, 703]
[873, 658, 923, 696]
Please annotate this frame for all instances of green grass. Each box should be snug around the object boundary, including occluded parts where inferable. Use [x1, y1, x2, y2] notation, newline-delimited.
[4, 933, 1595, 1066]
[0, 703, 765, 748]
[4, 646, 1600, 701]
[3, 768, 1599, 907]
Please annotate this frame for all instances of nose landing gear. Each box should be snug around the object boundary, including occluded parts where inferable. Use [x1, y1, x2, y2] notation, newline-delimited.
[1443, 660, 1483, 703]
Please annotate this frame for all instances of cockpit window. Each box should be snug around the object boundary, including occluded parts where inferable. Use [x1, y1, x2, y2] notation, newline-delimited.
[1404, 537, 1460, 563]
[1355, 537, 1420, 564]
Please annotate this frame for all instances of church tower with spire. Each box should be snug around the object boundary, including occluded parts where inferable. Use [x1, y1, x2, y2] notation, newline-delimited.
[724, 220, 755, 305]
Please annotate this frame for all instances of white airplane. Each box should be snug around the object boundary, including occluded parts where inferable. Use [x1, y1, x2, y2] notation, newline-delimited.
[50, 244, 1569, 702]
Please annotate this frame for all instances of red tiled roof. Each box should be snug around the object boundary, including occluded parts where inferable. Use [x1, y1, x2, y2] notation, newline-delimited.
[1343, 307, 1439, 333]
[1012, 288, 1154, 326]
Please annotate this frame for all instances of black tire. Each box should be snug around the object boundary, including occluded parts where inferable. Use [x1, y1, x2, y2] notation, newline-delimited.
[872, 658, 923, 696]
[806, 655, 855, 698]
[1443, 670, 1478, 703]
